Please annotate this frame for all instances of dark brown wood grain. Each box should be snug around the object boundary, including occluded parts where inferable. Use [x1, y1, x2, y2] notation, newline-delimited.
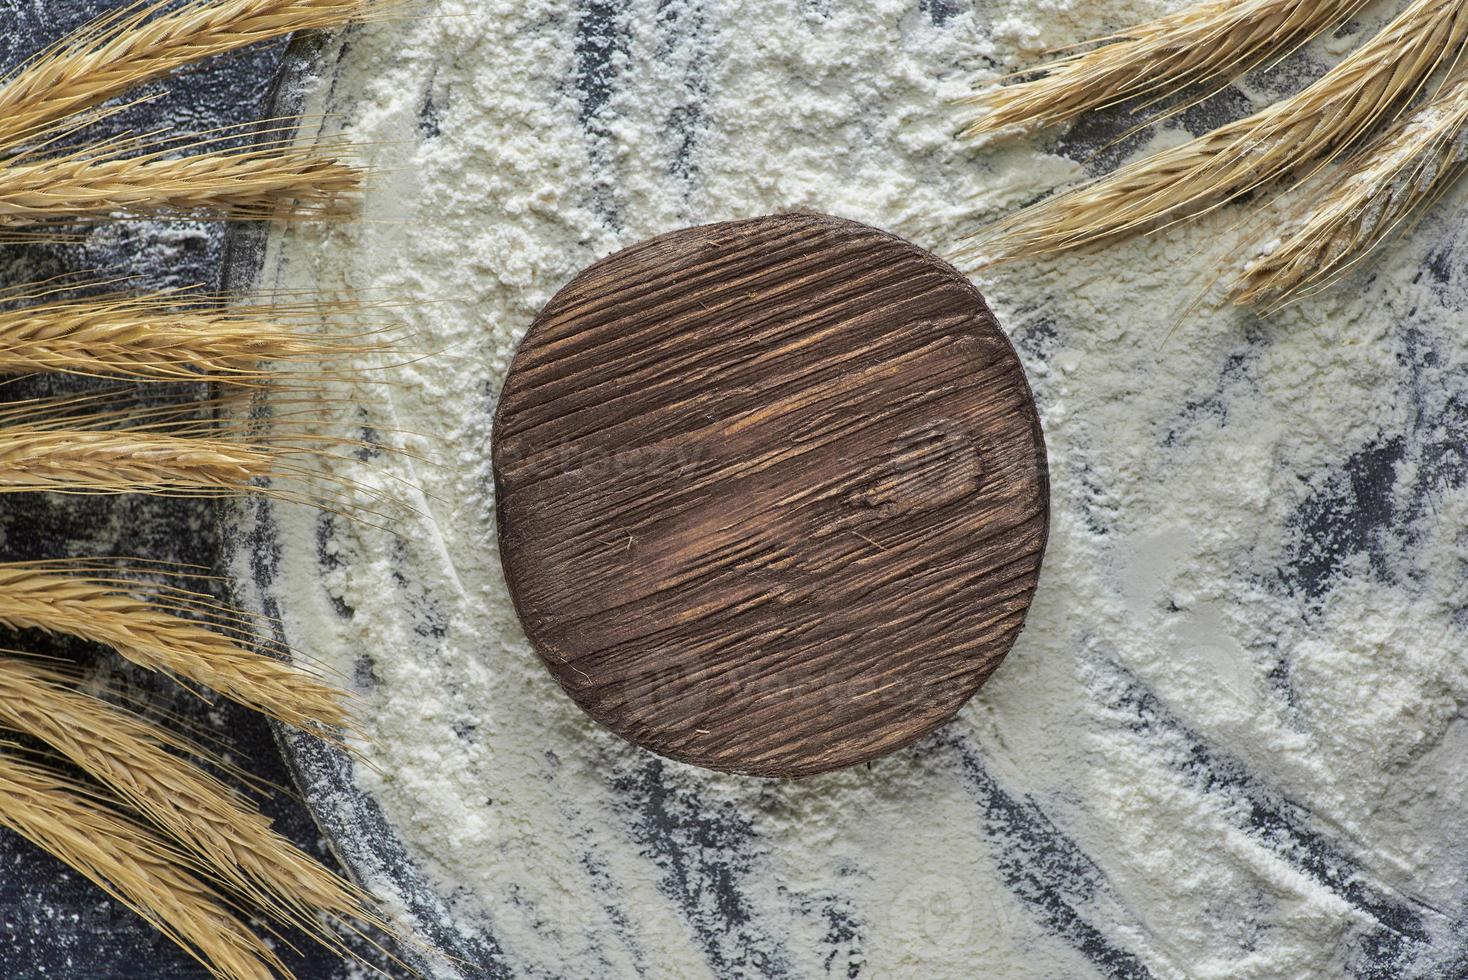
[492, 213, 1049, 778]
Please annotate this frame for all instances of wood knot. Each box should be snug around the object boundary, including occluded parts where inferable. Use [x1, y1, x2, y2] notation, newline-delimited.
[845, 420, 983, 518]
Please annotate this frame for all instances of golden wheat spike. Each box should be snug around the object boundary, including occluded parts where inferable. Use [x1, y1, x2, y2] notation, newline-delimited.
[964, 0, 1468, 264]
[0, 0, 389, 151]
[0, 422, 392, 515]
[0, 388, 407, 519]
[0, 143, 359, 225]
[960, 0, 1367, 143]
[0, 289, 385, 383]
[0, 748, 282, 980]
[0, 658, 386, 949]
[1234, 70, 1468, 307]
[0, 564, 351, 732]
[0, 427, 278, 494]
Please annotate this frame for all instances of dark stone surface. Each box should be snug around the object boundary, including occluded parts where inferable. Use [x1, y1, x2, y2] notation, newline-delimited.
[0, 3, 385, 977]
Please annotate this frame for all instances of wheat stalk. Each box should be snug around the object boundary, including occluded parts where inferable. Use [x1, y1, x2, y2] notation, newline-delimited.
[964, 0, 1468, 264]
[0, 563, 351, 732]
[0, 0, 392, 152]
[960, 0, 1366, 143]
[0, 390, 393, 509]
[0, 427, 279, 493]
[0, 748, 282, 980]
[0, 290, 381, 382]
[1234, 69, 1468, 307]
[0, 289, 390, 383]
[0, 143, 360, 225]
[0, 389, 410, 519]
[0, 658, 385, 949]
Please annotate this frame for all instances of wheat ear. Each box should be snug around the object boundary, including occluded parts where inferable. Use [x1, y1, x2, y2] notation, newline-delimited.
[0, 658, 386, 949]
[0, 749, 282, 980]
[0, 427, 282, 494]
[0, 391, 401, 516]
[0, 426, 388, 511]
[0, 0, 391, 151]
[0, 143, 359, 225]
[0, 563, 351, 732]
[0, 289, 390, 383]
[960, 0, 1366, 142]
[1234, 70, 1468, 307]
[964, 0, 1468, 263]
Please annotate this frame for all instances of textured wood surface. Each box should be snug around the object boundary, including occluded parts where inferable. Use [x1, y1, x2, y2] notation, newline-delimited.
[493, 213, 1048, 777]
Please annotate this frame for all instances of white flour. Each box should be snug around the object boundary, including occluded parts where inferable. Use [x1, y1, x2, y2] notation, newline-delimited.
[249, 1, 1468, 976]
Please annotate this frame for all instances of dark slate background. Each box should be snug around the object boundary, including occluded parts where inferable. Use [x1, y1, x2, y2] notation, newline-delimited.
[0, 3, 388, 976]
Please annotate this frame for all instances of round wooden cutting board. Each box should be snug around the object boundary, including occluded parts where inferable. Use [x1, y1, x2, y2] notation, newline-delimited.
[492, 212, 1049, 778]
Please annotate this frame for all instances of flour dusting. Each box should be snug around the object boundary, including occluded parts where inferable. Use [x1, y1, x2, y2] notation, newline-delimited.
[239, 1, 1468, 977]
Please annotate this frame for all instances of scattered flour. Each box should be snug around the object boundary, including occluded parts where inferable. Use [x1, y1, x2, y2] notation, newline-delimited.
[241, 0, 1468, 976]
